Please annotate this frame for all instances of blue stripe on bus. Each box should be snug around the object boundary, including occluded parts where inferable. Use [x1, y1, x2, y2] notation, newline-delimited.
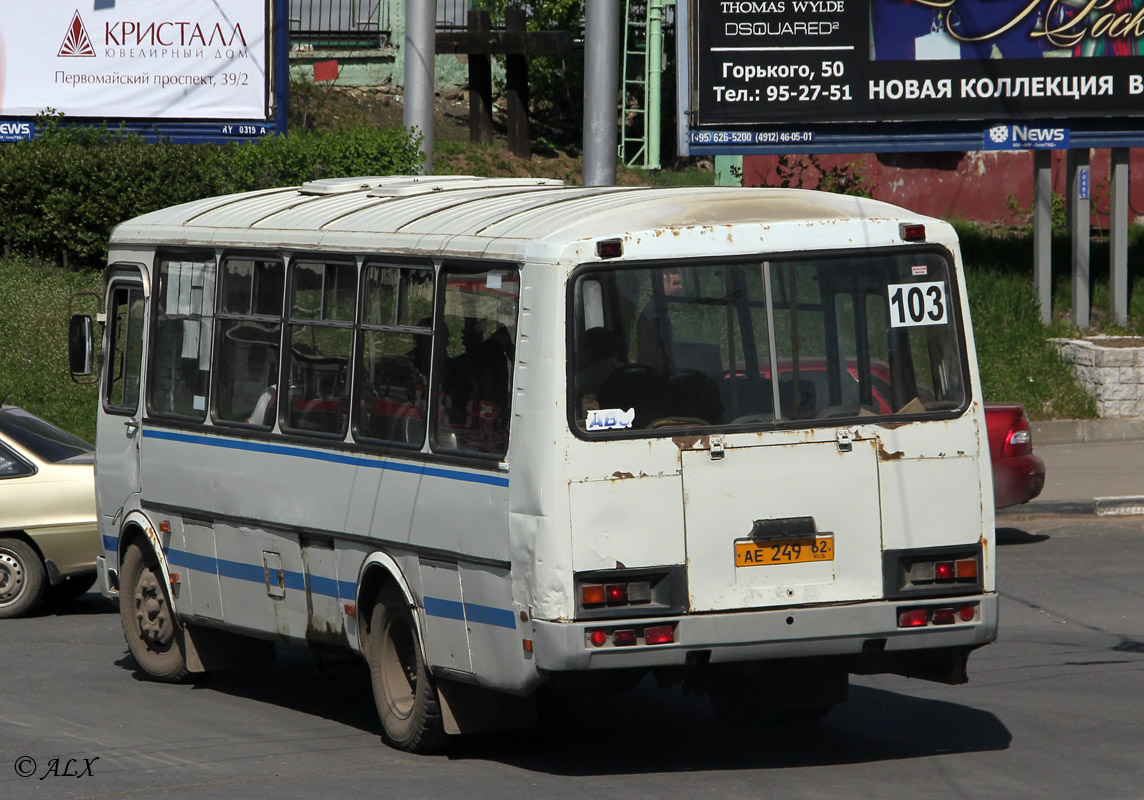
[424, 595, 465, 621]
[462, 602, 518, 630]
[422, 597, 516, 629]
[141, 428, 510, 487]
[108, 537, 516, 629]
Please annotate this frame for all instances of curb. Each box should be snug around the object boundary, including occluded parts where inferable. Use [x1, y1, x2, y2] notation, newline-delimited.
[1032, 418, 1144, 445]
[997, 495, 1144, 518]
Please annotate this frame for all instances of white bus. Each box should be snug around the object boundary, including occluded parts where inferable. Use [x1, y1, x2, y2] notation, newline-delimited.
[70, 176, 997, 752]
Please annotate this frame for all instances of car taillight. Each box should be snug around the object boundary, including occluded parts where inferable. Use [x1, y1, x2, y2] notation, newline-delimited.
[1002, 412, 1033, 456]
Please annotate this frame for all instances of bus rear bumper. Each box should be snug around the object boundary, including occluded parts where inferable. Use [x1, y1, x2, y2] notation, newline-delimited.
[531, 593, 998, 673]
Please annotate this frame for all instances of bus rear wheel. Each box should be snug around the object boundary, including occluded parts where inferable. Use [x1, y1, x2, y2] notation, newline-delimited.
[366, 587, 447, 753]
[120, 542, 190, 682]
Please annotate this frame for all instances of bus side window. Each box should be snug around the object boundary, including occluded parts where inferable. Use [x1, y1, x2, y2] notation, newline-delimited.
[214, 257, 284, 428]
[355, 265, 434, 447]
[432, 267, 519, 457]
[149, 253, 216, 420]
[283, 260, 355, 437]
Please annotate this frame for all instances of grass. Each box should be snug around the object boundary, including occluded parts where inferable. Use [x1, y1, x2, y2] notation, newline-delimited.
[0, 256, 101, 441]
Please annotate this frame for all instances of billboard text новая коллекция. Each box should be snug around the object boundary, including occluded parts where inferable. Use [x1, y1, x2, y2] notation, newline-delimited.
[694, 0, 1144, 128]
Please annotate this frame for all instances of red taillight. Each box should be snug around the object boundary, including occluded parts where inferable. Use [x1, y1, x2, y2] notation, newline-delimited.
[898, 608, 928, 627]
[935, 561, 955, 581]
[588, 629, 608, 647]
[932, 607, 956, 624]
[1002, 412, 1033, 456]
[613, 629, 637, 646]
[644, 625, 675, 645]
[958, 604, 977, 622]
[605, 583, 628, 605]
[899, 223, 926, 242]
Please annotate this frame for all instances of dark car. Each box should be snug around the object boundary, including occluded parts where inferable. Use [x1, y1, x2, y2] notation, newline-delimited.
[984, 402, 1046, 509]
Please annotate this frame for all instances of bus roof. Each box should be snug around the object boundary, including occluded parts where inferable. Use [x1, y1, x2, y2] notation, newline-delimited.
[108, 176, 952, 263]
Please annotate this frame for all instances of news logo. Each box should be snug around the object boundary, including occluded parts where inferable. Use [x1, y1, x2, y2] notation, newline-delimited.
[0, 121, 34, 142]
[985, 124, 1069, 151]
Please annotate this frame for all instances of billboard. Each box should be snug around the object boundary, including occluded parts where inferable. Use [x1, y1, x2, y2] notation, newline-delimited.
[0, 0, 285, 142]
[679, 0, 1144, 153]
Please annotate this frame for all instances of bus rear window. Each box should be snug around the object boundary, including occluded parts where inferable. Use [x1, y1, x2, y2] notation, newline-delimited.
[570, 250, 967, 435]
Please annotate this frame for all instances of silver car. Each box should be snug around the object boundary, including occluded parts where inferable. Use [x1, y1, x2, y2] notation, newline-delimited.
[0, 405, 99, 618]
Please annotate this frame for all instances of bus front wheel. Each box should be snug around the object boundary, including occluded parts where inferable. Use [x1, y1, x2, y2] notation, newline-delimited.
[120, 542, 190, 682]
[366, 587, 447, 753]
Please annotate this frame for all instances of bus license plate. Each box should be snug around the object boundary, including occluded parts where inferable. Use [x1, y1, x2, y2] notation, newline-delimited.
[734, 536, 834, 567]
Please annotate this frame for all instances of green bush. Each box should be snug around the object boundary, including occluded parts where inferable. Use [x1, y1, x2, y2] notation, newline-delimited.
[0, 122, 422, 270]
[964, 266, 1097, 420]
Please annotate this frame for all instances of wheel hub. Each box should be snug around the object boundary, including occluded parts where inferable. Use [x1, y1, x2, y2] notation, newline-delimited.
[0, 550, 25, 605]
[134, 569, 174, 650]
[381, 618, 417, 719]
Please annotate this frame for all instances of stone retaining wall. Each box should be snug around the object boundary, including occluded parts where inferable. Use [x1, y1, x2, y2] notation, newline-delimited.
[1051, 336, 1144, 418]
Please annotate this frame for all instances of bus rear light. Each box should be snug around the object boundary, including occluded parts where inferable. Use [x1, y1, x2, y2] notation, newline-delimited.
[955, 559, 978, 580]
[589, 629, 608, 647]
[613, 629, 637, 646]
[605, 583, 627, 605]
[644, 625, 674, 645]
[574, 567, 685, 619]
[888, 547, 983, 598]
[898, 608, 928, 627]
[899, 223, 926, 242]
[899, 603, 979, 627]
[582, 585, 606, 607]
[627, 581, 652, 603]
[932, 607, 956, 624]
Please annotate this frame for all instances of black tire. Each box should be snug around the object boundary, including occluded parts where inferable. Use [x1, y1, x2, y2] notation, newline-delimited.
[366, 587, 448, 753]
[44, 572, 98, 607]
[119, 542, 190, 682]
[0, 537, 46, 619]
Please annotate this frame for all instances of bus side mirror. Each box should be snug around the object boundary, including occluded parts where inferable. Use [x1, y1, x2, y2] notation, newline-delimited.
[68, 314, 95, 378]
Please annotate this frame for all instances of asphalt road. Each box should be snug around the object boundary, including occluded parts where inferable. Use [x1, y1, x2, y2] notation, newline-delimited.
[1, 516, 1142, 799]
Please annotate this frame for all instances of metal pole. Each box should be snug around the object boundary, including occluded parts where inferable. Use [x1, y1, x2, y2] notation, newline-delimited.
[1033, 149, 1052, 325]
[584, 0, 620, 186]
[646, 0, 666, 170]
[404, 0, 435, 175]
[1111, 148, 1129, 326]
[1070, 149, 1091, 329]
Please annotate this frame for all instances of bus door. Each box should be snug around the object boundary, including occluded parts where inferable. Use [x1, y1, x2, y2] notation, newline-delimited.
[681, 434, 883, 612]
[97, 269, 147, 532]
[676, 253, 965, 613]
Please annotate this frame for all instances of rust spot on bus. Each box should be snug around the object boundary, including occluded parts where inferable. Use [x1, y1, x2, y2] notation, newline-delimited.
[877, 443, 905, 461]
[610, 471, 636, 480]
[673, 435, 707, 450]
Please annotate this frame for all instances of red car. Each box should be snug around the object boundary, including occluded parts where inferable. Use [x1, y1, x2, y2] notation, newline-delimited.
[984, 402, 1046, 509]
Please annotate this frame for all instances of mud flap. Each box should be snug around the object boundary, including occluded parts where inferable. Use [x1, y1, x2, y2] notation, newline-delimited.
[858, 644, 975, 686]
[438, 679, 538, 735]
